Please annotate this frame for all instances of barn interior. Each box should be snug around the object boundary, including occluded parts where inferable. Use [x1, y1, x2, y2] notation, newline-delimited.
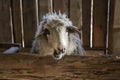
[0, 0, 120, 79]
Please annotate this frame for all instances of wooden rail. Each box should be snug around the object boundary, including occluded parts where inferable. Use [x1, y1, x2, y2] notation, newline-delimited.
[0, 54, 119, 80]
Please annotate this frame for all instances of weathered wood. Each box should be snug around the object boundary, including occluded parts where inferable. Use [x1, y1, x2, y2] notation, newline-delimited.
[113, 0, 120, 28]
[0, 43, 21, 48]
[12, 0, 22, 45]
[113, 29, 120, 55]
[93, 0, 108, 48]
[112, 0, 120, 54]
[108, 0, 115, 54]
[0, 0, 12, 43]
[38, 0, 50, 21]
[22, 0, 37, 47]
[53, 0, 69, 15]
[0, 54, 119, 80]
[70, 0, 82, 29]
[82, 0, 91, 48]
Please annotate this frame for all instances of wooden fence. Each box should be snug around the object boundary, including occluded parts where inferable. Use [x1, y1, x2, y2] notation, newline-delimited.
[0, 54, 120, 79]
[0, 0, 115, 54]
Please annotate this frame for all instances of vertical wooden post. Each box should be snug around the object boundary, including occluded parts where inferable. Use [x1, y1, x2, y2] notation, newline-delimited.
[82, 0, 91, 48]
[22, 0, 37, 47]
[93, 0, 108, 49]
[38, 0, 50, 21]
[48, 0, 53, 13]
[53, 0, 69, 15]
[12, 0, 23, 47]
[0, 0, 12, 43]
[35, 0, 39, 27]
[108, 0, 115, 54]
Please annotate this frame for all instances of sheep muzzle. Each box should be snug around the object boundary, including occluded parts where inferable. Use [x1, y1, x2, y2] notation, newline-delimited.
[53, 48, 66, 59]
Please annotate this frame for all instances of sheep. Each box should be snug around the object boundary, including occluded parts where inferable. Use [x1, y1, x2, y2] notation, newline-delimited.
[31, 12, 85, 60]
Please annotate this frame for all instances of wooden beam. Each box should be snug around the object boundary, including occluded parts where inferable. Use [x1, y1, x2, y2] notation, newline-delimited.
[0, 54, 119, 79]
[0, 43, 21, 48]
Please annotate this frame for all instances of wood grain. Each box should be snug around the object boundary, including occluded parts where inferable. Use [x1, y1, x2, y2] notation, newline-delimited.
[22, 0, 37, 47]
[12, 0, 22, 45]
[0, 54, 119, 80]
[82, 0, 91, 48]
[0, 0, 12, 43]
[53, 0, 69, 15]
[70, 0, 82, 28]
[38, 0, 50, 21]
[93, 0, 108, 48]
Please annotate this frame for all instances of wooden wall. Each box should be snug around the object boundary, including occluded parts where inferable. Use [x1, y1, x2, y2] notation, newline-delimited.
[113, 0, 120, 55]
[0, 0, 116, 54]
[0, 0, 12, 43]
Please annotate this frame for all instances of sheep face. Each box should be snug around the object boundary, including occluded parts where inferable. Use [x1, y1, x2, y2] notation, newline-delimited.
[31, 13, 84, 60]
[39, 20, 69, 59]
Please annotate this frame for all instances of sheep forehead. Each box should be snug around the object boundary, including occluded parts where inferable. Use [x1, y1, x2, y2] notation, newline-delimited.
[47, 20, 66, 29]
[42, 13, 73, 27]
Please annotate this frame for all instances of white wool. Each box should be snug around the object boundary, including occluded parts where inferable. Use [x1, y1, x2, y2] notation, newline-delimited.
[42, 13, 72, 26]
[32, 12, 85, 59]
[35, 13, 72, 38]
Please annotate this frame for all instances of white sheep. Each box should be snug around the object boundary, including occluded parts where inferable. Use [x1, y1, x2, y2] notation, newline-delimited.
[31, 12, 85, 59]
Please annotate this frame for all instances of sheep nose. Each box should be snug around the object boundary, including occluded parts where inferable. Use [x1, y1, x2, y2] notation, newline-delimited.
[57, 48, 66, 53]
[54, 48, 66, 55]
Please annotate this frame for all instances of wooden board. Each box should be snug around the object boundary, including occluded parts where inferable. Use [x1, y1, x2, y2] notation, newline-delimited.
[113, 0, 120, 28]
[109, 0, 115, 54]
[38, 0, 50, 21]
[70, 0, 82, 28]
[22, 0, 37, 47]
[113, 29, 120, 54]
[0, 54, 119, 80]
[53, 0, 69, 16]
[82, 0, 91, 48]
[12, 0, 22, 45]
[0, 0, 12, 43]
[93, 0, 108, 48]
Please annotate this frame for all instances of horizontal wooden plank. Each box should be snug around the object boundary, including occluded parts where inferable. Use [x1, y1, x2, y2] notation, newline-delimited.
[0, 43, 21, 48]
[0, 54, 119, 79]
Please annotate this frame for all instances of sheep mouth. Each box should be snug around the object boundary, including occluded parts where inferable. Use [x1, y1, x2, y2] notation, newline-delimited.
[53, 52, 66, 60]
[53, 48, 66, 60]
[54, 53, 61, 58]
[53, 54, 65, 60]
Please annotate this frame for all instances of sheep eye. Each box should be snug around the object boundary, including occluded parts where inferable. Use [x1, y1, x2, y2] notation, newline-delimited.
[44, 28, 50, 35]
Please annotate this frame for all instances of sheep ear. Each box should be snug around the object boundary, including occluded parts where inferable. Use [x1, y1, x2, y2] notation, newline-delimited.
[67, 26, 81, 34]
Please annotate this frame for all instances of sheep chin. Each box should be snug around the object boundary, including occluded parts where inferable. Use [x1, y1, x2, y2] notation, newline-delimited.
[53, 53, 65, 60]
